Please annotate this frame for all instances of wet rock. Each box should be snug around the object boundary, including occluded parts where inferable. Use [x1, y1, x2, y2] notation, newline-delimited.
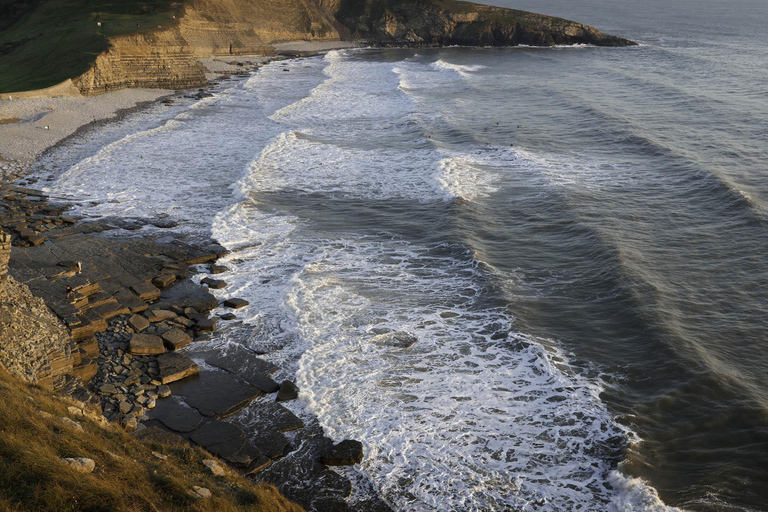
[170, 370, 262, 417]
[201, 277, 226, 289]
[247, 401, 304, 433]
[129, 334, 166, 356]
[190, 421, 260, 467]
[157, 352, 200, 384]
[161, 328, 192, 350]
[162, 280, 218, 313]
[276, 380, 299, 402]
[61, 457, 95, 473]
[220, 313, 237, 321]
[209, 264, 229, 274]
[321, 440, 364, 466]
[128, 314, 150, 333]
[150, 399, 202, 432]
[223, 298, 249, 309]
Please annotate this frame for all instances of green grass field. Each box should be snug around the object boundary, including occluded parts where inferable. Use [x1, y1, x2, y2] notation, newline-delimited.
[0, 0, 182, 93]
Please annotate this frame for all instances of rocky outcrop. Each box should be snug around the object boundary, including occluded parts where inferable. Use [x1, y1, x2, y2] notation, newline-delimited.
[0, 230, 74, 388]
[332, 0, 635, 47]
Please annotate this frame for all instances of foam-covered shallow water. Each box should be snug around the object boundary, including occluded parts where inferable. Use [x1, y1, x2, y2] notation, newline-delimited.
[42, 1, 768, 509]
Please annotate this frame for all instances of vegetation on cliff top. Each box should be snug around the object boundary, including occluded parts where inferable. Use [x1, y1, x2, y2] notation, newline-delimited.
[0, 367, 303, 512]
[0, 0, 181, 93]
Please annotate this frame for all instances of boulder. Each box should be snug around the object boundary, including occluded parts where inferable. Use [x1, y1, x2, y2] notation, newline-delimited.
[203, 459, 225, 477]
[190, 486, 212, 499]
[276, 380, 300, 402]
[157, 384, 172, 398]
[145, 309, 176, 323]
[128, 314, 150, 333]
[60, 417, 83, 432]
[162, 328, 192, 350]
[157, 352, 200, 384]
[129, 334, 166, 356]
[61, 457, 95, 473]
[223, 298, 249, 309]
[321, 440, 364, 466]
[201, 277, 226, 289]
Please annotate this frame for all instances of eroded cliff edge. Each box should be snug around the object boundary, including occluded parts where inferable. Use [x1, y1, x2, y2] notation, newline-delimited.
[333, 0, 635, 47]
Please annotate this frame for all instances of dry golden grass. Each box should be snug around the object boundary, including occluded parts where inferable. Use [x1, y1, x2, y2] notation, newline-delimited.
[0, 369, 304, 512]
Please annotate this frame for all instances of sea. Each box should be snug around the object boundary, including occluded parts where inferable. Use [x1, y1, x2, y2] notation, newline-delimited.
[34, 0, 768, 510]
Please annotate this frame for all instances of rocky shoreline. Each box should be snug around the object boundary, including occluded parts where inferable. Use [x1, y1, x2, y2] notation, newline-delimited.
[0, 79, 389, 511]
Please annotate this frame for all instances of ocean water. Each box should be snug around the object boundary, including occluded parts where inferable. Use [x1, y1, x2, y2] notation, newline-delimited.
[38, 0, 768, 510]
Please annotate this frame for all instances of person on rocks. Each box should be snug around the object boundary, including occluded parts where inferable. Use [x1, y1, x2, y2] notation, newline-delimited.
[66, 286, 73, 298]
[77, 261, 82, 274]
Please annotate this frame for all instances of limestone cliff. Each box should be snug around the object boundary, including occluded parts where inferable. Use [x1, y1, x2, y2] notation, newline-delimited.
[74, 0, 344, 95]
[332, 0, 636, 47]
[0, 232, 74, 388]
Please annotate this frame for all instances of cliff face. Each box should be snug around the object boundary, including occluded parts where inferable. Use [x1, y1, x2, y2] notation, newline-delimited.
[0, 232, 74, 388]
[75, 0, 343, 95]
[332, 0, 636, 47]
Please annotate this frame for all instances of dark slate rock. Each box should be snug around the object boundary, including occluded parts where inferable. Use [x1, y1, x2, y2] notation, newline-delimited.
[204, 345, 277, 377]
[276, 380, 299, 402]
[170, 370, 263, 418]
[223, 297, 249, 309]
[150, 399, 203, 433]
[201, 277, 227, 289]
[160, 279, 218, 313]
[321, 440, 364, 466]
[210, 265, 229, 274]
[220, 313, 237, 321]
[248, 429, 291, 460]
[247, 400, 304, 433]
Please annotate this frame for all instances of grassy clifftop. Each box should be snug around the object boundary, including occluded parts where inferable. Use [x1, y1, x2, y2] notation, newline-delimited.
[0, 367, 303, 512]
[0, 0, 182, 93]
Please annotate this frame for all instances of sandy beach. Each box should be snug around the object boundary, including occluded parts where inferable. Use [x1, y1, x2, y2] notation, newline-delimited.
[0, 88, 171, 166]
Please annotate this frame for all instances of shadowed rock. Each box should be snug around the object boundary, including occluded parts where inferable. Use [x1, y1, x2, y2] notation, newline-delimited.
[276, 381, 299, 402]
[132, 426, 190, 449]
[162, 328, 192, 350]
[321, 440, 364, 466]
[150, 398, 203, 433]
[170, 370, 263, 417]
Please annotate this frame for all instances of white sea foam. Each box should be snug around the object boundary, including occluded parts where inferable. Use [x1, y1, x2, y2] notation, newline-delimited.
[432, 59, 489, 75]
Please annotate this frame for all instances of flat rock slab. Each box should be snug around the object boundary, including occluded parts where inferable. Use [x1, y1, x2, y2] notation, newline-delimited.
[131, 281, 161, 301]
[130, 333, 166, 355]
[223, 298, 249, 309]
[248, 429, 291, 460]
[190, 421, 260, 467]
[247, 400, 304, 433]
[170, 370, 263, 418]
[203, 345, 278, 378]
[133, 426, 190, 449]
[162, 328, 192, 350]
[161, 279, 218, 313]
[146, 309, 176, 323]
[321, 440, 364, 466]
[157, 352, 200, 384]
[150, 399, 203, 433]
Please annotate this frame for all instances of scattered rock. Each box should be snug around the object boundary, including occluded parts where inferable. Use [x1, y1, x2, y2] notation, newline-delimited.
[61, 457, 95, 473]
[152, 451, 168, 461]
[190, 486, 212, 499]
[129, 333, 166, 355]
[119, 401, 132, 415]
[223, 298, 249, 309]
[202, 459, 225, 477]
[60, 417, 83, 431]
[145, 309, 176, 323]
[122, 414, 138, 431]
[209, 265, 229, 274]
[128, 314, 150, 333]
[157, 384, 172, 398]
[161, 328, 192, 350]
[276, 380, 300, 402]
[321, 440, 364, 466]
[157, 352, 200, 384]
